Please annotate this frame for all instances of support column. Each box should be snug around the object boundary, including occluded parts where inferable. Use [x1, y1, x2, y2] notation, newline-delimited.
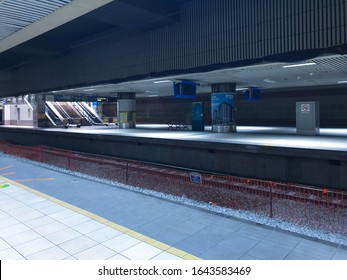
[35, 94, 50, 127]
[211, 83, 237, 133]
[296, 101, 320, 135]
[117, 92, 136, 128]
[30, 94, 38, 128]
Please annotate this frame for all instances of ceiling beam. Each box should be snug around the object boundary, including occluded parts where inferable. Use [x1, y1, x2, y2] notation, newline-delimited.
[0, 0, 113, 54]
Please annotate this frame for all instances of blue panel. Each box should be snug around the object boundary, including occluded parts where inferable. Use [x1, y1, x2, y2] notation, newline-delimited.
[174, 81, 197, 98]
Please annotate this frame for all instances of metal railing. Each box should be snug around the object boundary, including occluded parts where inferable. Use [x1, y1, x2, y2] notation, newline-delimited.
[0, 139, 345, 235]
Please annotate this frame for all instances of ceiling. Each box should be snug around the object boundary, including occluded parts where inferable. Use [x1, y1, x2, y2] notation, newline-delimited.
[0, 0, 72, 41]
[0, 0, 188, 70]
[1, 0, 347, 99]
[46, 53, 347, 98]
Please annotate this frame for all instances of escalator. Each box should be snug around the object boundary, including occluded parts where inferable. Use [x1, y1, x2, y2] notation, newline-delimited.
[56, 102, 85, 126]
[75, 102, 106, 125]
[45, 101, 106, 128]
[45, 103, 65, 127]
[46, 101, 81, 128]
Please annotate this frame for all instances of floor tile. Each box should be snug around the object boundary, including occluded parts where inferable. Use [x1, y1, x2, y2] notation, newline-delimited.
[4, 229, 41, 246]
[212, 218, 249, 232]
[23, 215, 56, 229]
[49, 209, 77, 220]
[150, 227, 190, 246]
[0, 223, 30, 238]
[1, 201, 26, 211]
[72, 219, 105, 235]
[102, 234, 141, 253]
[190, 212, 221, 225]
[45, 228, 82, 245]
[14, 193, 39, 201]
[30, 200, 57, 210]
[246, 240, 293, 260]
[39, 205, 67, 215]
[24, 196, 47, 205]
[331, 247, 347, 260]
[59, 235, 98, 255]
[175, 234, 215, 256]
[63, 256, 78, 260]
[14, 209, 45, 222]
[136, 220, 171, 236]
[284, 251, 320, 260]
[174, 219, 207, 235]
[236, 224, 272, 240]
[74, 244, 117, 260]
[238, 254, 262, 260]
[151, 251, 183, 260]
[218, 233, 259, 254]
[27, 246, 71, 260]
[14, 237, 55, 257]
[0, 216, 20, 229]
[107, 254, 129, 260]
[199, 244, 245, 260]
[121, 242, 162, 260]
[0, 210, 10, 220]
[0, 247, 25, 260]
[59, 213, 90, 227]
[290, 239, 338, 260]
[33, 221, 67, 236]
[86, 226, 122, 243]
[5, 205, 33, 216]
[193, 225, 235, 244]
[262, 230, 302, 248]
[0, 238, 11, 250]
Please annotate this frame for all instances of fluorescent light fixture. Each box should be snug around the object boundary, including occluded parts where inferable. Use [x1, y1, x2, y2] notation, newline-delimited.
[338, 80, 347, 84]
[145, 90, 160, 93]
[236, 88, 248, 91]
[263, 78, 277, 84]
[282, 62, 316, 68]
[83, 88, 95, 92]
[148, 95, 159, 97]
[153, 80, 171, 84]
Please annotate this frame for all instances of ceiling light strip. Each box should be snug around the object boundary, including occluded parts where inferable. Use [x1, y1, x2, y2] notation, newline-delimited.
[282, 62, 317, 68]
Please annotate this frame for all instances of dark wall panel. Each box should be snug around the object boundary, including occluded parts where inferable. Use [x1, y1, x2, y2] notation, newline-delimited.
[1, 0, 347, 96]
[136, 88, 347, 128]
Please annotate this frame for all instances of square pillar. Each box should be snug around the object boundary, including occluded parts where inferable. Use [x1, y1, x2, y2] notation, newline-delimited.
[296, 101, 320, 135]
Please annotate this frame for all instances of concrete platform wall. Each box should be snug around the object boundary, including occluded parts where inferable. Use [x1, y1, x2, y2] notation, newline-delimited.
[0, 127, 346, 191]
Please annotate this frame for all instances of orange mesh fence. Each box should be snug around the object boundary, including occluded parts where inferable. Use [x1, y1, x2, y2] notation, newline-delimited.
[0, 139, 346, 235]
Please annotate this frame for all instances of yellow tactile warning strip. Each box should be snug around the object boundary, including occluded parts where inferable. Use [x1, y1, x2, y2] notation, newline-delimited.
[15, 178, 55, 183]
[0, 175, 201, 260]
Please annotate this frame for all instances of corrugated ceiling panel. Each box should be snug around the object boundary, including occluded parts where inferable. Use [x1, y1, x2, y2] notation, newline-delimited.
[0, 0, 72, 40]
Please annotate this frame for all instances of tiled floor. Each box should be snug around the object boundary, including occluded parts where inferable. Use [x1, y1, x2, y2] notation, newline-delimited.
[0, 181, 187, 260]
[1, 155, 347, 260]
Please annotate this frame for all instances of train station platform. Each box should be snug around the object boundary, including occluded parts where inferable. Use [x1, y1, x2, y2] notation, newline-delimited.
[0, 125, 347, 190]
[1, 154, 347, 260]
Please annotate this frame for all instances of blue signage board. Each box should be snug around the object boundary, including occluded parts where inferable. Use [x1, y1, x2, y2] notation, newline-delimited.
[189, 172, 202, 184]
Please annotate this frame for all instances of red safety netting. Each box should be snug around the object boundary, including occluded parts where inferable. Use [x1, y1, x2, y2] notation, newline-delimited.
[0, 139, 346, 235]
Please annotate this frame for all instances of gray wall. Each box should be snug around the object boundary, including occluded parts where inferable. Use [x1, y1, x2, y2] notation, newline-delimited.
[1, 0, 347, 96]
